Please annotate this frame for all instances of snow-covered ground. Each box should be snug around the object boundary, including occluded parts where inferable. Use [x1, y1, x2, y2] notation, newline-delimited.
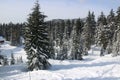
[0, 44, 120, 80]
[0, 42, 27, 61]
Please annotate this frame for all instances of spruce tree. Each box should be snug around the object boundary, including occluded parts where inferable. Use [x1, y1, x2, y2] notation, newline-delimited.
[112, 26, 120, 56]
[10, 53, 15, 65]
[112, 7, 120, 56]
[106, 9, 116, 54]
[3, 57, 8, 66]
[116, 7, 120, 26]
[66, 19, 72, 38]
[95, 12, 110, 56]
[97, 12, 107, 25]
[95, 12, 107, 46]
[91, 12, 96, 44]
[24, 1, 51, 71]
[82, 11, 95, 55]
[76, 18, 84, 34]
[71, 20, 83, 60]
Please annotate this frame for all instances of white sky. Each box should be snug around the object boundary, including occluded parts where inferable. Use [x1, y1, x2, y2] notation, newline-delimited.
[0, 0, 120, 23]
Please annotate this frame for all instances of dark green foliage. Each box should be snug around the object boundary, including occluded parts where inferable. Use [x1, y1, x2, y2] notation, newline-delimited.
[106, 9, 116, 54]
[99, 27, 110, 50]
[0, 23, 24, 46]
[76, 18, 84, 34]
[116, 7, 120, 25]
[96, 12, 107, 47]
[107, 9, 115, 23]
[3, 57, 8, 66]
[24, 1, 50, 71]
[97, 12, 107, 25]
[112, 7, 120, 56]
[82, 11, 96, 55]
[66, 19, 72, 38]
[72, 23, 83, 60]
[10, 53, 15, 65]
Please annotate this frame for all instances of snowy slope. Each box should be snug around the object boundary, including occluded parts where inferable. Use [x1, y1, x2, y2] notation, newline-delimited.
[0, 44, 120, 80]
[0, 42, 27, 61]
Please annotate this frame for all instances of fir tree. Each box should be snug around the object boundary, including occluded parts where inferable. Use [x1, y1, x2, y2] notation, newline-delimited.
[10, 53, 15, 65]
[112, 7, 120, 56]
[82, 11, 95, 55]
[112, 26, 120, 56]
[76, 18, 84, 34]
[95, 12, 110, 56]
[66, 19, 72, 38]
[71, 21, 83, 60]
[95, 12, 107, 46]
[107, 9, 115, 23]
[116, 7, 120, 26]
[97, 12, 107, 25]
[106, 9, 116, 54]
[91, 12, 96, 44]
[24, 0, 51, 71]
[3, 57, 8, 66]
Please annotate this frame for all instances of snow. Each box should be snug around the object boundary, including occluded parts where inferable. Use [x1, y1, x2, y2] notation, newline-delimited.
[0, 43, 27, 62]
[0, 36, 5, 41]
[0, 44, 120, 80]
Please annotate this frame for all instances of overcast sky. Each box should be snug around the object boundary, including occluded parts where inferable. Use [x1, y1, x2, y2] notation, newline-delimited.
[0, 0, 120, 23]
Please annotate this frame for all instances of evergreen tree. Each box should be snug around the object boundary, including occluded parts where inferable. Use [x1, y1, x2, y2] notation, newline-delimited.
[116, 7, 120, 26]
[47, 21, 55, 59]
[112, 7, 120, 56]
[91, 12, 96, 44]
[95, 12, 110, 56]
[3, 57, 8, 66]
[60, 20, 65, 45]
[60, 22, 69, 60]
[76, 18, 84, 34]
[106, 9, 116, 54]
[65, 19, 71, 38]
[10, 53, 15, 65]
[17, 56, 23, 63]
[97, 12, 107, 25]
[82, 11, 95, 55]
[0, 54, 4, 65]
[107, 9, 115, 23]
[24, 1, 51, 71]
[71, 21, 83, 60]
[95, 12, 107, 46]
[112, 26, 120, 56]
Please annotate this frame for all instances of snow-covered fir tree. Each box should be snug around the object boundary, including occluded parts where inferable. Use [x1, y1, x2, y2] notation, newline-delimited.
[112, 26, 120, 56]
[116, 7, 120, 25]
[112, 7, 120, 56]
[106, 9, 116, 54]
[91, 12, 96, 44]
[3, 57, 8, 66]
[59, 21, 70, 60]
[10, 53, 15, 65]
[82, 11, 96, 55]
[95, 12, 107, 45]
[70, 20, 83, 60]
[95, 12, 109, 53]
[24, 0, 51, 71]
[16, 56, 23, 64]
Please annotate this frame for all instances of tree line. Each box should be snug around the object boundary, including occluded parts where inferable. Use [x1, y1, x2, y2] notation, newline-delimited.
[0, 22, 24, 46]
